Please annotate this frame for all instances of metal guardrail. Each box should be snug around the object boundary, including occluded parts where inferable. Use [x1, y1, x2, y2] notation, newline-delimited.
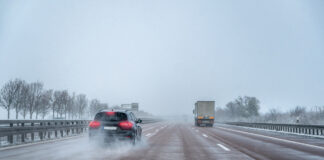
[0, 120, 90, 147]
[0, 118, 160, 147]
[226, 122, 324, 136]
[140, 118, 161, 124]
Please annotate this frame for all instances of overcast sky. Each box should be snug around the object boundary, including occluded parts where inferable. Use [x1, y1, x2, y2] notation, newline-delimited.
[0, 0, 324, 116]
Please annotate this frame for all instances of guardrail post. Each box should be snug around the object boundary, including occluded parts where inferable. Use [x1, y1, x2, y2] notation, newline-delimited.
[47, 122, 51, 139]
[72, 123, 75, 134]
[40, 122, 43, 140]
[30, 122, 34, 141]
[8, 135, 13, 144]
[21, 134, 24, 143]
[8, 122, 14, 144]
[39, 132, 43, 140]
[60, 130, 63, 137]
[21, 123, 25, 143]
[54, 122, 57, 138]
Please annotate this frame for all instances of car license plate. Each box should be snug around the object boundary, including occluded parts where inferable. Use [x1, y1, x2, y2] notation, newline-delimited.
[104, 126, 117, 130]
[202, 120, 210, 123]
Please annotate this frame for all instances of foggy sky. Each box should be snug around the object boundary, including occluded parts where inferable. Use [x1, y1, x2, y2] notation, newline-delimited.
[1, 0, 324, 116]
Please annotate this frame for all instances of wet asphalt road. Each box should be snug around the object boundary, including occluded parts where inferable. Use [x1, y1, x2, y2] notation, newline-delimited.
[1, 122, 324, 160]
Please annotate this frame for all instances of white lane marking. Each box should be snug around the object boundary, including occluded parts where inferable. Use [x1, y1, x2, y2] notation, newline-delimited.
[216, 126, 324, 150]
[218, 144, 230, 151]
[202, 134, 208, 138]
[145, 133, 152, 137]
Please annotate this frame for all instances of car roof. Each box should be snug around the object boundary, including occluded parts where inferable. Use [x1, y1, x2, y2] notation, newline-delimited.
[99, 109, 132, 114]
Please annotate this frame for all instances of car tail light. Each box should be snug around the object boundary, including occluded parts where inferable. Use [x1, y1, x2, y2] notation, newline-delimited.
[89, 121, 101, 129]
[118, 121, 133, 130]
[106, 112, 115, 116]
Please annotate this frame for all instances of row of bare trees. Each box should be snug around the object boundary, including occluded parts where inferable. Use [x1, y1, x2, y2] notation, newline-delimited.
[214, 96, 324, 124]
[0, 79, 107, 120]
[262, 106, 324, 124]
[224, 96, 260, 118]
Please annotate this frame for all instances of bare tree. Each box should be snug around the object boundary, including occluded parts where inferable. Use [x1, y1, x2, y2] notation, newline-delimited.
[39, 90, 53, 119]
[290, 106, 306, 117]
[0, 79, 22, 119]
[225, 96, 260, 118]
[52, 90, 69, 119]
[67, 93, 76, 119]
[75, 94, 88, 119]
[52, 91, 61, 119]
[61, 91, 69, 119]
[26, 82, 43, 119]
[245, 96, 260, 117]
[89, 99, 108, 117]
[265, 109, 280, 122]
[19, 84, 30, 119]
[11, 79, 25, 119]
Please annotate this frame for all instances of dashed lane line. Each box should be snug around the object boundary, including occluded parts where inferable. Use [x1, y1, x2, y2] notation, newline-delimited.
[217, 144, 230, 151]
[145, 133, 152, 137]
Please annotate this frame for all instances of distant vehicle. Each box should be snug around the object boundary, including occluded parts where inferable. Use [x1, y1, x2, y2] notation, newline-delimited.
[193, 101, 215, 127]
[88, 110, 142, 145]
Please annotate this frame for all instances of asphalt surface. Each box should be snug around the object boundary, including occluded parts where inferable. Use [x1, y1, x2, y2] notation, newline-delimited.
[1, 122, 324, 160]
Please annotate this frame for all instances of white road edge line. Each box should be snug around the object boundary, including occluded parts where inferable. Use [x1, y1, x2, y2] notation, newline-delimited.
[216, 126, 324, 150]
[202, 134, 208, 138]
[0, 135, 84, 151]
[218, 144, 230, 151]
[145, 133, 152, 137]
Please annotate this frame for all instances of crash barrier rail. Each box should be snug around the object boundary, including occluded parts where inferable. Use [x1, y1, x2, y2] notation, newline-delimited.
[0, 118, 160, 147]
[0, 120, 90, 147]
[226, 122, 324, 137]
[139, 117, 161, 124]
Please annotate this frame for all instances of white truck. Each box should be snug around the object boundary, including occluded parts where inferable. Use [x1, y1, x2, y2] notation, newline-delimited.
[193, 101, 215, 127]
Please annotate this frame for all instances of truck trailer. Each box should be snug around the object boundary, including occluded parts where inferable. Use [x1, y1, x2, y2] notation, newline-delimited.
[193, 101, 215, 127]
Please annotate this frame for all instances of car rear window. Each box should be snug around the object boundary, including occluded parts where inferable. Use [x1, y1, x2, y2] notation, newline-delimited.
[94, 112, 128, 121]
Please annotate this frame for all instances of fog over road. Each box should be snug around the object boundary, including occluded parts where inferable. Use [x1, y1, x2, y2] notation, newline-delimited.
[1, 122, 324, 160]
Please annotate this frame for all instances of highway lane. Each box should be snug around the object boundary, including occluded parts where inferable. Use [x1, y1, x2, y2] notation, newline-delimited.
[1, 122, 324, 160]
[197, 124, 324, 160]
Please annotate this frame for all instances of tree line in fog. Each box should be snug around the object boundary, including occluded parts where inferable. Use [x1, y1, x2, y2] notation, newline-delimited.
[215, 96, 324, 124]
[0, 79, 109, 120]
